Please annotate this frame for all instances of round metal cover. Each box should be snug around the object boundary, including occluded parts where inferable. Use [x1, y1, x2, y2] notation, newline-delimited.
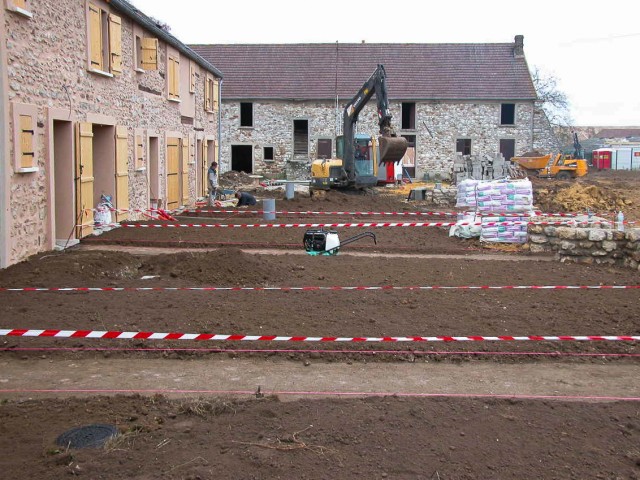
[55, 424, 118, 449]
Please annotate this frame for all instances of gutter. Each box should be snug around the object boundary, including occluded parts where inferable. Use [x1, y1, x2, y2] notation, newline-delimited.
[108, 0, 223, 79]
[218, 79, 223, 169]
[0, 7, 8, 268]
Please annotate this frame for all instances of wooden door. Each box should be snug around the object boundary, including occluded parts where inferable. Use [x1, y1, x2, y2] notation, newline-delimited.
[115, 126, 129, 222]
[75, 122, 94, 237]
[166, 137, 180, 209]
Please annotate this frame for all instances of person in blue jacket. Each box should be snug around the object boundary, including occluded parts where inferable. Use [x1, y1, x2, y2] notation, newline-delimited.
[235, 191, 257, 207]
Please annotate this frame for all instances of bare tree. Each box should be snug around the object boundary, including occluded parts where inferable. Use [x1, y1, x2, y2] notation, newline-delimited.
[531, 67, 573, 127]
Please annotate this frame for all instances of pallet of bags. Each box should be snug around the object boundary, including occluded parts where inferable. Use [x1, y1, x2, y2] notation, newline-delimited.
[455, 179, 480, 208]
[480, 214, 531, 244]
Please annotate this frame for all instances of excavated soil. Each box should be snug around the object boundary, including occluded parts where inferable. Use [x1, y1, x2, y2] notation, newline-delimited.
[1, 179, 639, 479]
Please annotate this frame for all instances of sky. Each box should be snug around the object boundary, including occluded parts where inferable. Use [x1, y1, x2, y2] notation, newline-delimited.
[129, 0, 640, 127]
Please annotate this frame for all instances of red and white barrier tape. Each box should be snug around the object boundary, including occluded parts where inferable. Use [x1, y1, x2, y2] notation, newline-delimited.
[1, 285, 639, 293]
[96, 220, 632, 229]
[1, 329, 638, 342]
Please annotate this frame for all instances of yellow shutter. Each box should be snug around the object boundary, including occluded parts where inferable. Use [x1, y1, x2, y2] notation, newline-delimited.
[135, 135, 144, 170]
[13, 0, 27, 9]
[213, 79, 219, 112]
[168, 57, 180, 99]
[115, 126, 129, 222]
[189, 63, 196, 93]
[140, 37, 158, 70]
[204, 78, 211, 111]
[75, 122, 94, 238]
[201, 141, 209, 197]
[19, 114, 35, 169]
[89, 4, 103, 70]
[181, 137, 189, 204]
[108, 14, 122, 74]
[166, 138, 180, 209]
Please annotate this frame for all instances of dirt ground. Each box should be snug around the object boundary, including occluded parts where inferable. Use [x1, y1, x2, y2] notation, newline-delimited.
[1, 171, 639, 479]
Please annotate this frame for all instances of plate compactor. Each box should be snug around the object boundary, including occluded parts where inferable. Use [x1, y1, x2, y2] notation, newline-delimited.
[303, 229, 376, 256]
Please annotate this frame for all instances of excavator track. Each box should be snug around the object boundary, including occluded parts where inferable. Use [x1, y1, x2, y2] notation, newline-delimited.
[379, 136, 408, 163]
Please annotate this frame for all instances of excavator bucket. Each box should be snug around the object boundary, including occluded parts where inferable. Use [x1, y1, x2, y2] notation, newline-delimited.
[379, 136, 408, 163]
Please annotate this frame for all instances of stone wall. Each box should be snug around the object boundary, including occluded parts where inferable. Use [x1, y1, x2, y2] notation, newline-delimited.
[528, 223, 640, 271]
[4, 0, 218, 265]
[220, 99, 558, 181]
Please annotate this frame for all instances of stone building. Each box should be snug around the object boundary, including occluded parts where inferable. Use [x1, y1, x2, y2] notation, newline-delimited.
[0, 0, 222, 268]
[192, 37, 557, 180]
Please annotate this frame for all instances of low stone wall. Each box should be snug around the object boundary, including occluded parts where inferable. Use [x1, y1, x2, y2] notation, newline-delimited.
[528, 223, 640, 271]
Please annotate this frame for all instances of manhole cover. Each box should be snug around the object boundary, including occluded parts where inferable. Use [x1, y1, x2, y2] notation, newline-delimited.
[56, 424, 118, 449]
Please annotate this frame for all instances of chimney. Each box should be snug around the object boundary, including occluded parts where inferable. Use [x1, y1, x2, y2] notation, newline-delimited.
[514, 35, 524, 58]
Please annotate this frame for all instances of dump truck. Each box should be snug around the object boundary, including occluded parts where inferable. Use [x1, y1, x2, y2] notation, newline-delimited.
[511, 153, 588, 180]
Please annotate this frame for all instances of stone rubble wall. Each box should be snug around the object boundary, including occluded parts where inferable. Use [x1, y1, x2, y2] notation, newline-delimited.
[220, 99, 558, 180]
[528, 223, 640, 271]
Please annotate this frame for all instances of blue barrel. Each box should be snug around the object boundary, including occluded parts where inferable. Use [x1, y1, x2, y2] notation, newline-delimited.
[285, 182, 295, 200]
[263, 198, 276, 220]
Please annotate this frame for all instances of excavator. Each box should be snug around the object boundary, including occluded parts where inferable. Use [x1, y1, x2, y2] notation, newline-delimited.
[310, 64, 408, 190]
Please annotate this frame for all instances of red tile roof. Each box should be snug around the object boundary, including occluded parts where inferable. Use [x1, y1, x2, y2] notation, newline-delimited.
[189, 42, 536, 101]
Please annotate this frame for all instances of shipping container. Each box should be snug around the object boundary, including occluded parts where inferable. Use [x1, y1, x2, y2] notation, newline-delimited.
[592, 148, 614, 170]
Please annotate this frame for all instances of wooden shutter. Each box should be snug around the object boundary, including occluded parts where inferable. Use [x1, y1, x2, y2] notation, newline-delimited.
[140, 37, 158, 70]
[189, 63, 196, 93]
[13, 0, 27, 9]
[75, 122, 94, 238]
[181, 137, 189, 204]
[108, 14, 122, 74]
[204, 77, 211, 111]
[166, 138, 180, 209]
[168, 57, 180, 99]
[115, 126, 129, 222]
[19, 114, 35, 169]
[201, 141, 208, 197]
[135, 135, 144, 170]
[213, 79, 219, 112]
[88, 4, 103, 70]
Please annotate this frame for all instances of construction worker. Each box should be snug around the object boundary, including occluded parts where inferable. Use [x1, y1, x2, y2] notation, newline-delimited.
[207, 161, 218, 206]
[235, 191, 257, 207]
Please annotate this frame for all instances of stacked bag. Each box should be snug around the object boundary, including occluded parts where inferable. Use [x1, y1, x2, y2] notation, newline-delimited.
[455, 179, 533, 243]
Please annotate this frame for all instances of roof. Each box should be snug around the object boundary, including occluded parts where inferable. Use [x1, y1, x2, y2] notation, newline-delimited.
[595, 128, 640, 138]
[109, 0, 223, 78]
[189, 42, 536, 101]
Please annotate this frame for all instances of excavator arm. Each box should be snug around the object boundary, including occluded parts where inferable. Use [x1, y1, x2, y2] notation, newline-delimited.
[342, 64, 407, 182]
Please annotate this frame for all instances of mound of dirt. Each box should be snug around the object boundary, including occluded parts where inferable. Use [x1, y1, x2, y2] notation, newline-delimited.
[0, 251, 143, 287]
[136, 248, 284, 286]
[219, 171, 256, 188]
[533, 181, 629, 214]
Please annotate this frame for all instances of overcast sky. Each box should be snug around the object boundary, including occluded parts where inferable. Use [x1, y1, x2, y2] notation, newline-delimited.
[130, 0, 639, 127]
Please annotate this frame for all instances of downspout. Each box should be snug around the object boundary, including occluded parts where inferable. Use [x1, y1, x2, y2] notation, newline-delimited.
[530, 101, 535, 151]
[0, 7, 9, 268]
[217, 79, 223, 170]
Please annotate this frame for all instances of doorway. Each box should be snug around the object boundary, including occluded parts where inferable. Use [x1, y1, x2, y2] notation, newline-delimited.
[231, 145, 253, 173]
[52, 120, 75, 246]
[92, 125, 116, 206]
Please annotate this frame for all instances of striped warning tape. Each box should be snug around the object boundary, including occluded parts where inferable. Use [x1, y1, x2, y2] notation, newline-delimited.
[1, 329, 638, 342]
[1, 285, 639, 292]
[91, 207, 589, 218]
[95, 220, 632, 228]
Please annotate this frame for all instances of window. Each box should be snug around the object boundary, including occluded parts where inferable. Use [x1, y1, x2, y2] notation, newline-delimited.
[264, 146, 274, 161]
[240, 102, 253, 127]
[293, 120, 309, 156]
[12, 103, 38, 172]
[167, 55, 180, 100]
[501, 103, 515, 125]
[205, 76, 218, 112]
[6, 0, 32, 17]
[88, 3, 122, 75]
[401, 102, 416, 130]
[135, 35, 158, 71]
[456, 139, 471, 156]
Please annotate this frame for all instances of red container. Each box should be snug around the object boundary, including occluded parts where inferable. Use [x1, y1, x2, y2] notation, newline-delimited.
[592, 149, 612, 170]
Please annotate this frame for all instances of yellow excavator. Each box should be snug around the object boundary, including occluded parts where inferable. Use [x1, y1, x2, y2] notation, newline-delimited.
[310, 65, 408, 190]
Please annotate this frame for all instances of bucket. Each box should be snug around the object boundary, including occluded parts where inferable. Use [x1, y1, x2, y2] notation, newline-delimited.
[263, 199, 276, 220]
[285, 182, 295, 200]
